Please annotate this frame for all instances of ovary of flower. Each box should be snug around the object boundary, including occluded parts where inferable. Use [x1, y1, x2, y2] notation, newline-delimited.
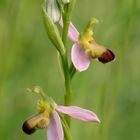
[60, 18, 115, 72]
[22, 99, 100, 140]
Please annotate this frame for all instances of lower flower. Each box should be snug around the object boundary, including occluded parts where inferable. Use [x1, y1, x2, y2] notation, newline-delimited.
[22, 87, 100, 140]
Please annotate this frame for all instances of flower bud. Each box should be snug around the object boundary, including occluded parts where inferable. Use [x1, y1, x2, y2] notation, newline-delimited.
[45, 0, 61, 23]
[61, 0, 70, 4]
[42, 6, 65, 55]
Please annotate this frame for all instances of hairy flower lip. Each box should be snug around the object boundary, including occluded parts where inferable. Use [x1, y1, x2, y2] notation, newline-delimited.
[22, 120, 36, 135]
[22, 113, 50, 135]
[98, 49, 115, 63]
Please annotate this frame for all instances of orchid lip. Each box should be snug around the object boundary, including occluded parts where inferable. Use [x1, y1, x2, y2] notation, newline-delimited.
[98, 49, 115, 63]
[22, 113, 50, 135]
[22, 120, 36, 135]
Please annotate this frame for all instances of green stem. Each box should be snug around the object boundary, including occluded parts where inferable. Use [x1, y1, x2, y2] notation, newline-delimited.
[63, 54, 72, 107]
[69, 62, 76, 79]
[59, 53, 71, 126]
[62, 4, 70, 45]
[59, 0, 76, 127]
[61, 3, 72, 126]
[59, 114, 72, 140]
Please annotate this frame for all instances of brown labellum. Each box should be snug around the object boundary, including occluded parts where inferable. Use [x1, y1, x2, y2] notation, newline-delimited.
[22, 120, 36, 135]
[98, 49, 115, 63]
[22, 113, 50, 135]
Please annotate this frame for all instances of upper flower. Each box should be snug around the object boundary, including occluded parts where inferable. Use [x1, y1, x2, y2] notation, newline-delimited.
[60, 19, 115, 72]
[22, 86, 100, 140]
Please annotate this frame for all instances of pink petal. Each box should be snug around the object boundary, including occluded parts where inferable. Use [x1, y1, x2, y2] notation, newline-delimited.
[47, 112, 64, 140]
[56, 105, 100, 123]
[71, 43, 90, 72]
[59, 20, 79, 42]
[68, 22, 79, 42]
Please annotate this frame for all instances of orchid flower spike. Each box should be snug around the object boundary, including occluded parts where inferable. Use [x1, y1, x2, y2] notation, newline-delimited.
[60, 19, 115, 72]
[22, 86, 100, 140]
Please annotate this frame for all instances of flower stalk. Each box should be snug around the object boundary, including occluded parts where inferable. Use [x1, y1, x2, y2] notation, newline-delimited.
[61, 2, 73, 126]
[61, 0, 81, 124]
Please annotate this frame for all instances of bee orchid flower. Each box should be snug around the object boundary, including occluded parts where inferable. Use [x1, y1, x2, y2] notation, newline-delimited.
[60, 19, 115, 72]
[22, 87, 100, 140]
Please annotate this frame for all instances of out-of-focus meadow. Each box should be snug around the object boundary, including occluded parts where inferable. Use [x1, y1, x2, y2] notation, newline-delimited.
[0, 0, 140, 139]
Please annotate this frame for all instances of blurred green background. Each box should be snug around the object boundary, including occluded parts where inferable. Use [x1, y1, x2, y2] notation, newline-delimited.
[0, 0, 140, 140]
